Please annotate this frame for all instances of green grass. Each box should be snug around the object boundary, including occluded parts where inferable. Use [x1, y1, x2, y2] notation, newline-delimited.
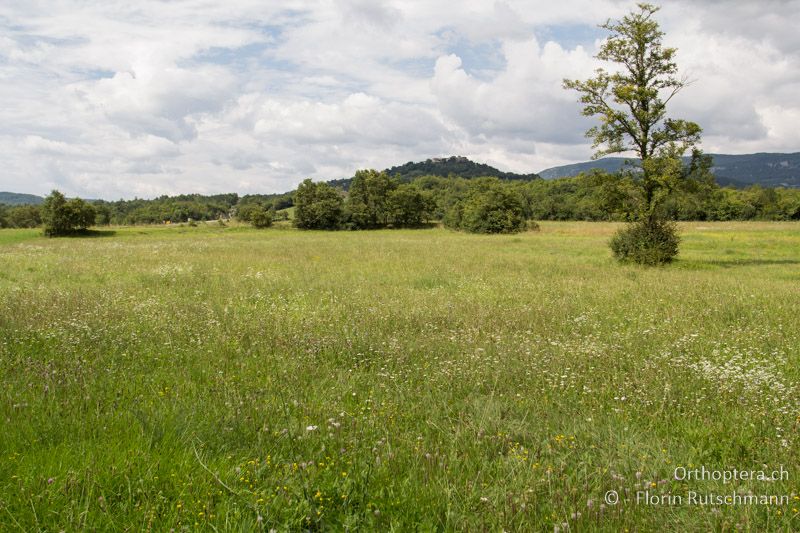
[1, 222, 799, 531]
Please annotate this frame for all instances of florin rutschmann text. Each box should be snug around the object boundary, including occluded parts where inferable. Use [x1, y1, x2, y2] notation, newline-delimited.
[631, 465, 791, 507]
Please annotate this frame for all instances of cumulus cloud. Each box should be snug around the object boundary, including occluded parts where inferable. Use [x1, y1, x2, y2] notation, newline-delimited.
[431, 39, 595, 144]
[75, 64, 236, 142]
[0, 0, 798, 198]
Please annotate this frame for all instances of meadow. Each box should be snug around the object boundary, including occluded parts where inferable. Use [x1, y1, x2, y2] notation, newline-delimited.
[1, 221, 799, 531]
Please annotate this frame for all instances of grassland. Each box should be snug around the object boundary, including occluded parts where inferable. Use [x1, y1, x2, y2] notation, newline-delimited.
[1, 221, 799, 531]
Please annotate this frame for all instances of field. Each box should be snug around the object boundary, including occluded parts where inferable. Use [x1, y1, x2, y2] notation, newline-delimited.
[1, 222, 799, 531]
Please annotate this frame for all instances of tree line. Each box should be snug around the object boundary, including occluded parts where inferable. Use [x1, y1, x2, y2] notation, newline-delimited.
[2, 171, 799, 233]
[289, 169, 800, 234]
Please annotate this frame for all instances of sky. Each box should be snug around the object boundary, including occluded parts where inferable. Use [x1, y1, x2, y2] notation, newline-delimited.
[1, 0, 799, 199]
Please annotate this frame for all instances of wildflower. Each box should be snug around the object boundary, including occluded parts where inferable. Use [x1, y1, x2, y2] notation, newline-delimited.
[306, 425, 318, 431]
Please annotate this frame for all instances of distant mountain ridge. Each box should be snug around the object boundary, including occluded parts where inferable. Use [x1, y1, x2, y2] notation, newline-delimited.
[538, 152, 800, 188]
[0, 192, 44, 205]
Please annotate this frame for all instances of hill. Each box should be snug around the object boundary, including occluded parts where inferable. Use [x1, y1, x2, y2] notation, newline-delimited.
[538, 153, 800, 188]
[386, 156, 540, 182]
[0, 192, 44, 205]
[328, 156, 540, 189]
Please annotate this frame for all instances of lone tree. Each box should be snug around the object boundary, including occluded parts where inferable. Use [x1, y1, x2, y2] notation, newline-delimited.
[41, 190, 96, 236]
[564, 3, 701, 264]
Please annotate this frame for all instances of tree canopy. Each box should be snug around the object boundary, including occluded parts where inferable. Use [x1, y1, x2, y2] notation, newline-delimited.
[41, 190, 96, 236]
[564, 2, 702, 220]
[293, 179, 345, 230]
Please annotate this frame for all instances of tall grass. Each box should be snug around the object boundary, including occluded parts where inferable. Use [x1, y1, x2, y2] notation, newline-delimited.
[1, 222, 798, 530]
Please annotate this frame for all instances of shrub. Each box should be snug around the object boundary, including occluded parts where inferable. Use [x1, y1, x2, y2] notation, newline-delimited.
[235, 203, 264, 223]
[446, 180, 526, 234]
[250, 206, 273, 228]
[610, 218, 680, 265]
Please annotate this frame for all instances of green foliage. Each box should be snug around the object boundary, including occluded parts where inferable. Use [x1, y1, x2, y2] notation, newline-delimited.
[3, 204, 42, 228]
[41, 190, 96, 236]
[347, 170, 398, 229]
[93, 204, 112, 225]
[236, 203, 265, 224]
[522, 171, 639, 221]
[272, 209, 290, 221]
[294, 179, 345, 230]
[249, 206, 273, 229]
[385, 156, 540, 182]
[91, 193, 239, 225]
[445, 179, 527, 234]
[609, 218, 680, 265]
[41, 190, 69, 236]
[564, 3, 702, 221]
[413, 175, 470, 220]
[563, 2, 704, 263]
[387, 184, 432, 227]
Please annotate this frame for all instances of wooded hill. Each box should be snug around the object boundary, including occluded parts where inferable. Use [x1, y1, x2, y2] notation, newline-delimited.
[327, 156, 540, 190]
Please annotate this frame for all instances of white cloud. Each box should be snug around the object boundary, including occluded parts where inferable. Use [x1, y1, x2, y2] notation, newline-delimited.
[0, 0, 798, 198]
[74, 63, 236, 142]
[431, 39, 595, 143]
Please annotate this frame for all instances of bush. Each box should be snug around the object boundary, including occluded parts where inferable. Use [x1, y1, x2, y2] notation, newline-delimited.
[610, 218, 680, 265]
[446, 180, 527, 234]
[250, 207, 273, 229]
[235, 203, 263, 223]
